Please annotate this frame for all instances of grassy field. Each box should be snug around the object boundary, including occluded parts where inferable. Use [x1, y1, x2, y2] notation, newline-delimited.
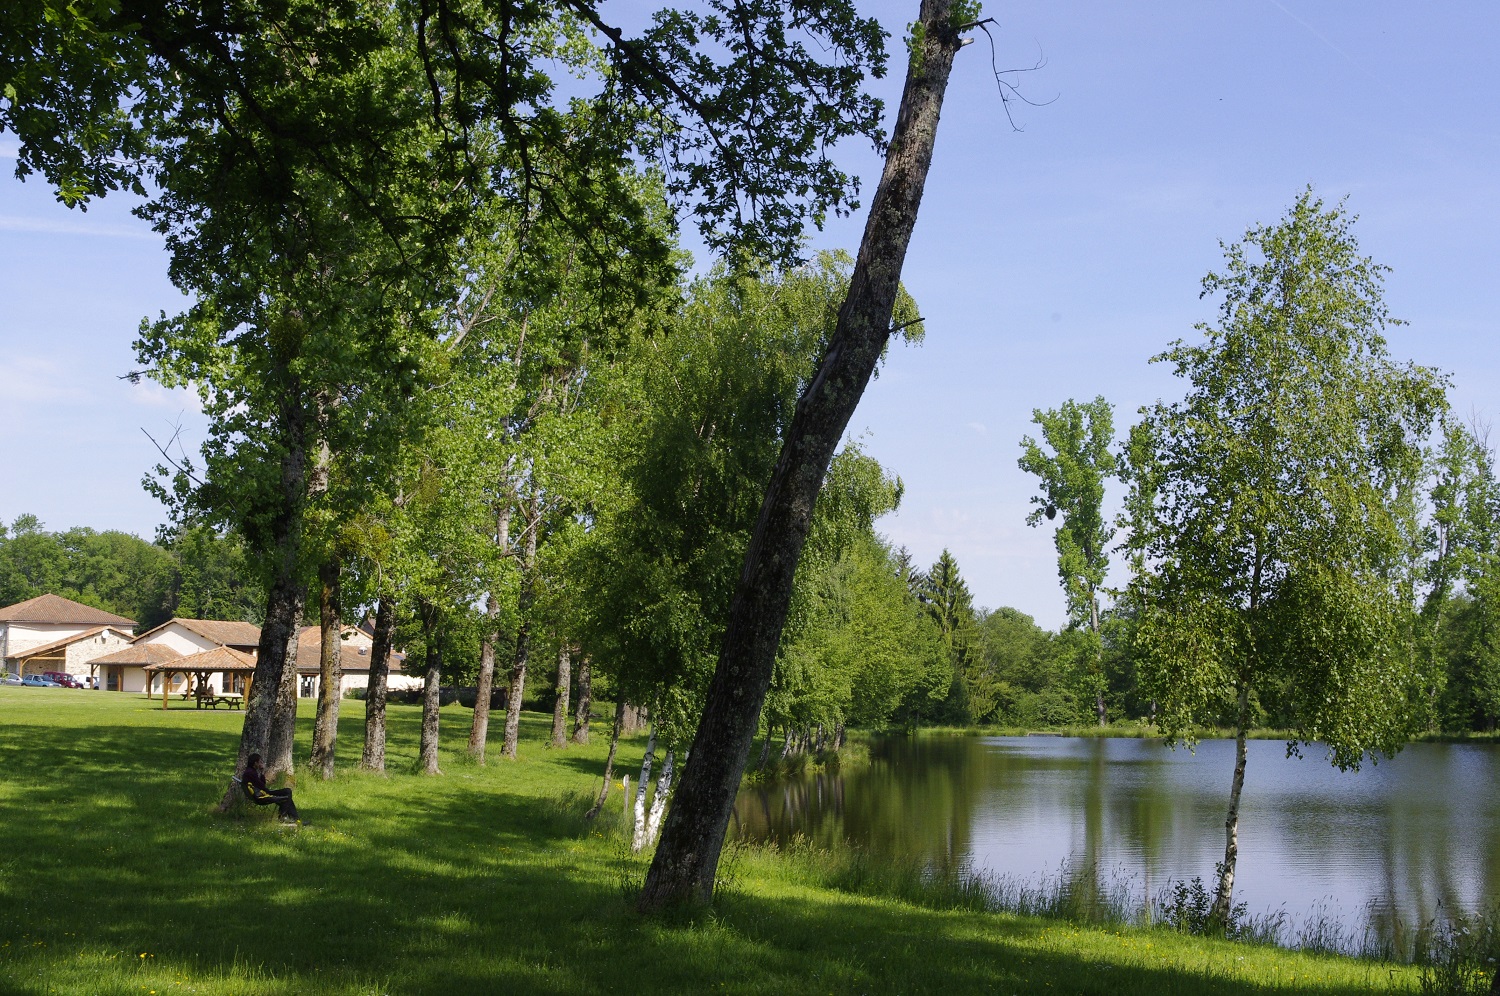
[0, 689, 1426, 995]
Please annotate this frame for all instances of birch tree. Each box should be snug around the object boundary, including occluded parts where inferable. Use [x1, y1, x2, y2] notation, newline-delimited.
[1122, 190, 1447, 929]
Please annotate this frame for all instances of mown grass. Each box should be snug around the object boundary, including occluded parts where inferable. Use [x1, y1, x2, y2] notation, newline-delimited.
[0, 689, 1426, 994]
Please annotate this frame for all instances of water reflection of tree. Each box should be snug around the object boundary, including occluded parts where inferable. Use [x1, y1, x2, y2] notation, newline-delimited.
[733, 736, 1500, 946]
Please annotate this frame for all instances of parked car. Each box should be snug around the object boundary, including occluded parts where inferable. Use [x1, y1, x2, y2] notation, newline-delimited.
[20, 675, 59, 687]
[40, 671, 83, 689]
[0, 673, 22, 686]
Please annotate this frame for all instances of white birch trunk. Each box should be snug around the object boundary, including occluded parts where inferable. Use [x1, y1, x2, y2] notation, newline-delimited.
[644, 750, 676, 848]
[630, 728, 657, 853]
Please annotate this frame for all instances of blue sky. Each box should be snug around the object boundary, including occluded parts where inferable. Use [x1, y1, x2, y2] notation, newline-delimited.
[1, 0, 1496, 629]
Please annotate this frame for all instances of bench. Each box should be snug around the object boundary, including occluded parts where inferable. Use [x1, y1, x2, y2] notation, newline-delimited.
[206, 693, 244, 710]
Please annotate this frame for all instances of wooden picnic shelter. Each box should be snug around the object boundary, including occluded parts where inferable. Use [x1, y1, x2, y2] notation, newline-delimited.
[143, 645, 256, 710]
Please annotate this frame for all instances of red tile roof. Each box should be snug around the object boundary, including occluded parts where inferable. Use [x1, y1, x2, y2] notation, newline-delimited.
[0, 593, 136, 627]
[92, 643, 185, 666]
[143, 646, 256, 673]
[10, 626, 134, 660]
[131, 618, 262, 649]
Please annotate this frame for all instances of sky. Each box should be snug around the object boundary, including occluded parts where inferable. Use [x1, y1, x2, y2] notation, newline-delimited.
[1, 1, 1497, 629]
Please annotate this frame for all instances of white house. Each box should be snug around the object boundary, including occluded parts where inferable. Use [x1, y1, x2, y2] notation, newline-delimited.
[0, 594, 137, 677]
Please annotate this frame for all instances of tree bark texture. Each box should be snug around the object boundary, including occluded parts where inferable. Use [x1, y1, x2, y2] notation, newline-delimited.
[467, 592, 502, 761]
[1211, 681, 1252, 928]
[502, 501, 538, 760]
[309, 556, 343, 778]
[361, 596, 395, 772]
[468, 505, 510, 761]
[638, 0, 965, 909]
[631, 726, 658, 853]
[218, 571, 304, 807]
[551, 643, 571, 748]
[571, 656, 592, 744]
[266, 618, 303, 783]
[585, 699, 626, 820]
[418, 600, 443, 775]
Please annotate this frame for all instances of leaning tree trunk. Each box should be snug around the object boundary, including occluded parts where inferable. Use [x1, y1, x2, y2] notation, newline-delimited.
[265, 619, 304, 783]
[571, 656, 592, 744]
[418, 600, 443, 776]
[638, 0, 966, 910]
[502, 498, 539, 759]
[467, 593, 502, 762]
[360, 596, 395, 772]
[551, 643, 571, 748]
[309, 556, 343, 779]
[585, 699, 626, 820]
[1210, 679, 1252, 929]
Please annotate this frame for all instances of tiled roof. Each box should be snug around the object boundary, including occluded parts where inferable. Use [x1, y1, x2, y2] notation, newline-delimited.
[296, 627, 380, 673]
[92, 643, 185, 666]
[0, 593, 136, 627]
[10, 626, 134, 660]
[143, 645, 256, 673]
[131, 618, 262, 649]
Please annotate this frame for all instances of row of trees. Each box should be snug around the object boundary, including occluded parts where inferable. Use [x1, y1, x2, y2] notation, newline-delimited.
[8, 0, 982, 907]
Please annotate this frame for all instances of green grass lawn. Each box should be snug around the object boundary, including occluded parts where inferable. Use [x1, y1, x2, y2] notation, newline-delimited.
[0, 689, 1422, 995]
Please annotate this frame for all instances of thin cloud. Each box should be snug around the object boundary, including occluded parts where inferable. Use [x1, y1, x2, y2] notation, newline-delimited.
[0, 214, 157, 240]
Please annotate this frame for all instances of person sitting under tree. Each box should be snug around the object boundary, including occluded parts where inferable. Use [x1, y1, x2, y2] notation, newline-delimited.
[241, 752, 303, 824]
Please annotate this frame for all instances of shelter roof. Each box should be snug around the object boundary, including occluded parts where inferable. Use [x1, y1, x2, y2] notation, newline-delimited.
[143, 645, 256, 673]
[11, 626, 134, 660]
[92, 643, 185, 667]
[0, 593, 136, 627]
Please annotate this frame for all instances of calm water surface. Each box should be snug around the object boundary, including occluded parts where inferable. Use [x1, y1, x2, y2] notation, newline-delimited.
[733, 736, 1500, 938]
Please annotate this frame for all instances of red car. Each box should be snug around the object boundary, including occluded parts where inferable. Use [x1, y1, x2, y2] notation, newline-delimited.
[40, 671, 83, 689]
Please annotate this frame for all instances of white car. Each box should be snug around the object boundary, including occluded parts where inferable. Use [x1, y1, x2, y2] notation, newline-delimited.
[0, 674, 21, 686]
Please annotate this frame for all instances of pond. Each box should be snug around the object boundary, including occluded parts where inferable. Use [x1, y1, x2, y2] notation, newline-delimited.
[732, 735, 1500, 947]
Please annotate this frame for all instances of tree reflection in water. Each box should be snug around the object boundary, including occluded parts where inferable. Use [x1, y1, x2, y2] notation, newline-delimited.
[733, 735, 1500, 952]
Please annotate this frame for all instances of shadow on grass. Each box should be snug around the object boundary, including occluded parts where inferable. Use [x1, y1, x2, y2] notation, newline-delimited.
[0, 704, 1402, 995]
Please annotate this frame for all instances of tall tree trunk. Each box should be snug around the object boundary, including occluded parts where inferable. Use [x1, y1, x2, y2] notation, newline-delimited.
[645, 750, 676, 849]
[1210, 680, 1252, 928]
[467, 593, 502, 762]
[551, 643, 571, 748]
[502, 497, 539, 759]
[631, 726, 658, 853]
[361, 596, 395, 772]
[469, 505, 510, 761]
[418, 600, 443, 776]
[216, 383, 312, 810]
[638, 0, 966, 910]
[584, 699, 626, 820]
[217, 572, 304, 808]
[266, 619, 303, 783]
[309, 556, 343, 778]
[571, 656, 592, 745]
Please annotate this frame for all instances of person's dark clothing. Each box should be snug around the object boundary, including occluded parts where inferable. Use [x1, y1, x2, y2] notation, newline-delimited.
[244, 766, 300, 821]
